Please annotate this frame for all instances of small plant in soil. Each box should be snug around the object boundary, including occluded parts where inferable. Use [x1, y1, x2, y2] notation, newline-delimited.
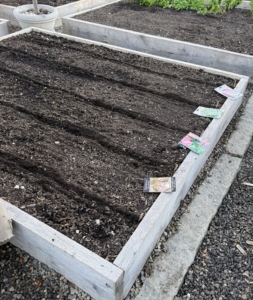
[132, 0, 243, 14]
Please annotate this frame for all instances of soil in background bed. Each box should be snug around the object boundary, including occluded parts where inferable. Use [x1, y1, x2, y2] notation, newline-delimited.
[0, 0, 77, 6]
[76, 1, 253, 56]
[0, 32, 236, 260]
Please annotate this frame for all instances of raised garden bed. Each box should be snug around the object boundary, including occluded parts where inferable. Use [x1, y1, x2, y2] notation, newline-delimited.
[0, 0, 117, 27]
[62, 0, 253, 76]
[0, 28, 249, 300]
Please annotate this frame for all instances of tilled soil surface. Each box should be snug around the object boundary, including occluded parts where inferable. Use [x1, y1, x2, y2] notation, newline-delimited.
[0, 31, 236, 260]
[76, 1, 253, 55]
[0, 0, 77, 6]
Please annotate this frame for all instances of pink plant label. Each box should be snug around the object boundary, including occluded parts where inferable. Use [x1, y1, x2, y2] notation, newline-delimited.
[179, 132, 209, 155]
[214, 84, 243, 100]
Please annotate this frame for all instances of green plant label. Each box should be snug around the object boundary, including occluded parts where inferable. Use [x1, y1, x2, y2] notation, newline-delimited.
[179, 132, 209, 155]
[193, 106, 223, 118]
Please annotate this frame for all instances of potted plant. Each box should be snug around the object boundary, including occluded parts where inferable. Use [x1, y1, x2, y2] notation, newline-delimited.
[13, 0, 58, 31]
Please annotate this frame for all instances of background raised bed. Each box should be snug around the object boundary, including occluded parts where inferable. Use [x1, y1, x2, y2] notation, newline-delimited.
[62, 0, 253, 76]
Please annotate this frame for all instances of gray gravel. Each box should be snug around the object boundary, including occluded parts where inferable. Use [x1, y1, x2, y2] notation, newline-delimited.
[0, 245, 91, 300]
[177, 137, 253, 300]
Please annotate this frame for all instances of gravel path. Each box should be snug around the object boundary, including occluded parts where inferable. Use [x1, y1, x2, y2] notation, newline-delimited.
[0, 245, 89, 300]
[177, 138, 253, 300]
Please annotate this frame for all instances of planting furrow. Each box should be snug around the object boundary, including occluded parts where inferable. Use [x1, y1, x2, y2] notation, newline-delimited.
[0, 65, 198, 132]
[0, 34, 230, 107]
[0, 58, 213, 134]
[0, 41, 222, 87]
[0, 48, 212, 108]
[0, 149, 143, 221]
[0, 97, 160, 260]
[0, 104, 169, 206]
[0, 157, 139, 259]
[0, 66, 191, 166]
[0, 66, 202, 134]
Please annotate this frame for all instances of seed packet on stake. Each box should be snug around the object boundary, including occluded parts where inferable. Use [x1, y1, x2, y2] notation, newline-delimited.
[193, 106, 223, 119]
[179, 132, 209, 155]
[214, 84, 243, 100]
[143, 177, 176, 193]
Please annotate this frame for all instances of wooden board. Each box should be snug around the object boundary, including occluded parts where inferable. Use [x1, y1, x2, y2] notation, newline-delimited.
[0, 27, 249, 300]
[237, 0, 250, 9]
[0, 199, 124, 300]
[0, 18, 8, 37]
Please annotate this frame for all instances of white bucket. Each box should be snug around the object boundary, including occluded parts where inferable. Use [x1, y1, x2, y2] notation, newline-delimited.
[13, 4, 58, 31]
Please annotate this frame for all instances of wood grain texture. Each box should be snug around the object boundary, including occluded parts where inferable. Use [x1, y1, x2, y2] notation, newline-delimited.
[0, 19, 9, 37]
[0, 199, 124, 300]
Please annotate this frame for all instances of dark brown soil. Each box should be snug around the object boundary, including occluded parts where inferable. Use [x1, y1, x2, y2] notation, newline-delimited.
[76, 2, 253, 55]
[0, 0, 77, 6]
[0, 31, 235, 260]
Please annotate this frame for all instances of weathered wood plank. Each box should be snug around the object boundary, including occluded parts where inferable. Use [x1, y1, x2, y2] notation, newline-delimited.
[237, 0, 250, 9]
[0, 5, 17, 25]
[114, 77, 249, 297]
[57, 0, 119, 17]
[0, 19, 9, 37]
[0, 199, 124, 300]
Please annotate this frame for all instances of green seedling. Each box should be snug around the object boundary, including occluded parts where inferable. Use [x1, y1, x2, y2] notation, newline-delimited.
[132, 0, 243, 15]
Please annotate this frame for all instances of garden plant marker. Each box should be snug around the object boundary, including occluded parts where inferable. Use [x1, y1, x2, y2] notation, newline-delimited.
[179, 132, 209, 154]
[143, 177, 176, 193]
[215, 84, 243, 100]
[193, 106, 223, 118]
